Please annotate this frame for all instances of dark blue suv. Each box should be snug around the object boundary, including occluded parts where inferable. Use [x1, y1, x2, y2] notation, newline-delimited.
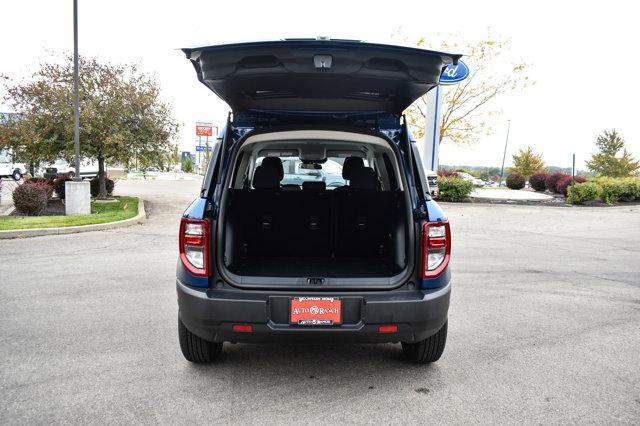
[177, 39, 456, 364]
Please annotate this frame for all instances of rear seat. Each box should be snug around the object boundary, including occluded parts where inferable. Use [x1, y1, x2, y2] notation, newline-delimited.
[228, 159, 401, 261]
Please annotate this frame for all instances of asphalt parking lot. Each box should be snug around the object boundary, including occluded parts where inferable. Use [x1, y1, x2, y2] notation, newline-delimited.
[1, 179, 639, 424]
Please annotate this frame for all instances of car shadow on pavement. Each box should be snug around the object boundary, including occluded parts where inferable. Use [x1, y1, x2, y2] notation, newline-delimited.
[185, 342, 439, 381]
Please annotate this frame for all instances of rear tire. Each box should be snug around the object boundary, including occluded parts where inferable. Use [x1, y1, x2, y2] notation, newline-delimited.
[402, 321, 447, 364]
[12, 170, 22, 181]
[178, 318, 223, 363]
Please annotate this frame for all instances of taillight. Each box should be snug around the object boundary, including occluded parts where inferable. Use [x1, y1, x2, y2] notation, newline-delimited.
[179, 218, 210, 276]
[421, 221, 451, 278]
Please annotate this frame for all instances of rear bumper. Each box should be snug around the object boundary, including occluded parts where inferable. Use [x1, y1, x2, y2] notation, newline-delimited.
[177, 279, 450, 343]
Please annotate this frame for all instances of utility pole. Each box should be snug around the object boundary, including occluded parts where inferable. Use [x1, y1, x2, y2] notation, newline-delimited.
[72, 0, 81, 181]
[498, 120, 511, 187]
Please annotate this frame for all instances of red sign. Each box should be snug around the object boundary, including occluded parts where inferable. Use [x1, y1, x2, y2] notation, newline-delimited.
[290, 297, 342, 325]
[196, 122, 213, 137]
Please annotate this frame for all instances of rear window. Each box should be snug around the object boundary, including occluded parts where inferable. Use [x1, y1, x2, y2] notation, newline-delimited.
[255, 155, 369, 189]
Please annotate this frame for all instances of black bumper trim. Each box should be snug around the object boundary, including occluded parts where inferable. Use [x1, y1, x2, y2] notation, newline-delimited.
[177, 279, 450, 343]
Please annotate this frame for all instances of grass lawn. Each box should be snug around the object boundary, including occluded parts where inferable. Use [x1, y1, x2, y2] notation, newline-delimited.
[0, 196, 139, 230]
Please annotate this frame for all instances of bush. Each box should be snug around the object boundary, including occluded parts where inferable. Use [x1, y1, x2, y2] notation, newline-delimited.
[545, 172, 568, 193]
[568, 182, 602, 204]
[437, 169, 458, 177]
[12, 182, 49, 215]
[437, 176, 474, 202]
[24, 177, 54, 199]
[505, 173, 525, 190]
[618, 177, 640, 201]
[529, 172, 549, 191]
[589, 176, 640, 204]
[53, 175, 72, 200]
[90, 176, 115, 197]
[556, 175, 587, 196]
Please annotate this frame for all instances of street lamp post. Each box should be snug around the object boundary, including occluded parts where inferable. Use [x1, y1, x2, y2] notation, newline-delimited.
[72, 0, 80, 181]
[65, 0, 91, 215]
[498, 120, 511, 187]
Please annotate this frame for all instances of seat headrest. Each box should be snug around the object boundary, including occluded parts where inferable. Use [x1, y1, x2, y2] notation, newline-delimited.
[281, 184, 301, 191]
[342, 157, 364, 180]
[302, 181, 326, 191]
[261, 157, 284, 180]
[253, 165, 280, 189]
[349, 167, 378, 190]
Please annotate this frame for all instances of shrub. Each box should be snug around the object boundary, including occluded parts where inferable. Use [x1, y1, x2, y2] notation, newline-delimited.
[618, 177, 640, 201]
[592, 177, 624, 204]
[545, 172, 568, 193]
[568, 182, 602, 204]
[505, 173, 525, 190]
[90, 176, 115, 197]
[25, 177, 54, 199]
[437, 176, 474, 202]
[529, 171, 549, 191]
[556, 175, 587, 196]
[53, 175, 72, 199]
[437, 169, 458, 177]
[12, 182, 49, 215]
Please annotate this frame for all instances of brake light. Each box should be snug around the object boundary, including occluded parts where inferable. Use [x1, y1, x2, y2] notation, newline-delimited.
[421, 221, 451, 278]
[179, 218, 210, 276]
[232, 324, 253, 333]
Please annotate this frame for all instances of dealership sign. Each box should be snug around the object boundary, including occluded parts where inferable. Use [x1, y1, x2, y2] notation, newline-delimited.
[440, 60, 469, 85]
[195, 122, 213, 137]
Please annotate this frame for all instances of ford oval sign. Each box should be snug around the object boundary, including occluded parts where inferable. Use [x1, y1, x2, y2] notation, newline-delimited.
[440, 60, 469, 85]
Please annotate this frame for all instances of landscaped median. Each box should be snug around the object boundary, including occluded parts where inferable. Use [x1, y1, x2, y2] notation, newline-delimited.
[0, 196, 145, 238]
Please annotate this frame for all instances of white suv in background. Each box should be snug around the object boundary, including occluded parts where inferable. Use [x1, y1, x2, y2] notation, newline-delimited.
[0, 151, 27, 181]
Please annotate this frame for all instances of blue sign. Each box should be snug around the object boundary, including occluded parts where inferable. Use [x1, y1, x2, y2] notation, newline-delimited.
[195, 145, 212, 152]
[440, 60, 469, 85]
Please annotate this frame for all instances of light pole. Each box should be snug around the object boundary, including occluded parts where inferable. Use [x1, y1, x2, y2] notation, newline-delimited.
[72, 0, 80, 181]
[65, 0, 90, 215]
[498, 120, 511, 187]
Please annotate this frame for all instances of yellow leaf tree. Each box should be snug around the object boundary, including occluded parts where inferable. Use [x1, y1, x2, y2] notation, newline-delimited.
[398, 32, 532, 145]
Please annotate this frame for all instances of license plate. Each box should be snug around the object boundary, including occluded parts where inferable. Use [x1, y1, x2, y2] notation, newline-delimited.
[290, 297, 342, 325]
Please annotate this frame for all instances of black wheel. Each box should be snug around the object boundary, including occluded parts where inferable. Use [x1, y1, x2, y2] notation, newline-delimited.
[402, 321, 447, 364]
[12, 170, 22, 181]
[67, 171, 75, 179]
[178, 317, 222, 363]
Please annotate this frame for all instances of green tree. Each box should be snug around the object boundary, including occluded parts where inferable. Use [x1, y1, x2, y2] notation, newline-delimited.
[586, 129, 639, 177]
[182, 156, 194, 173]
[3, 56, 179, 198]
[396, 33, 531, 145]
[509, 146, 546, 178]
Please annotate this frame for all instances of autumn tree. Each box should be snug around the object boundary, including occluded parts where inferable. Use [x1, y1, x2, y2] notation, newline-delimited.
[509, 146, 546, 178]
[585, 129, 639, 177]
[397, 33, 531, 145]
[2, 57, 179, 197]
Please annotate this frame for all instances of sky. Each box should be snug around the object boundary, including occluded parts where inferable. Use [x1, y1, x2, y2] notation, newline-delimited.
[1, 0, 638, 170]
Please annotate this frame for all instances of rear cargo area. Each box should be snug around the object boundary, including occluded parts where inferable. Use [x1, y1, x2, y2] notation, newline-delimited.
[223, 189, 407, 278]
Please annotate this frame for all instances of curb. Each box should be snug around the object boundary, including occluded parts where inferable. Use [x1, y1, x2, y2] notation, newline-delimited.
[0, 197, 146, 239]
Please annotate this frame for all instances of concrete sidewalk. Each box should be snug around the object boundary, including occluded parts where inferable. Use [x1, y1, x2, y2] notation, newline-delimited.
[471, 187, 554, 202]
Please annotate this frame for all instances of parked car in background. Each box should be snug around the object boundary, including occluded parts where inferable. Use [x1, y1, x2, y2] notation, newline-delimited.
[425, 169, 439, 197]
[0, 150, 27, 180]
[279, 156, 346, 188]
[41, 159, 100, 179]
[177, 39, 454, 365]
[457, 171, 484, 187]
